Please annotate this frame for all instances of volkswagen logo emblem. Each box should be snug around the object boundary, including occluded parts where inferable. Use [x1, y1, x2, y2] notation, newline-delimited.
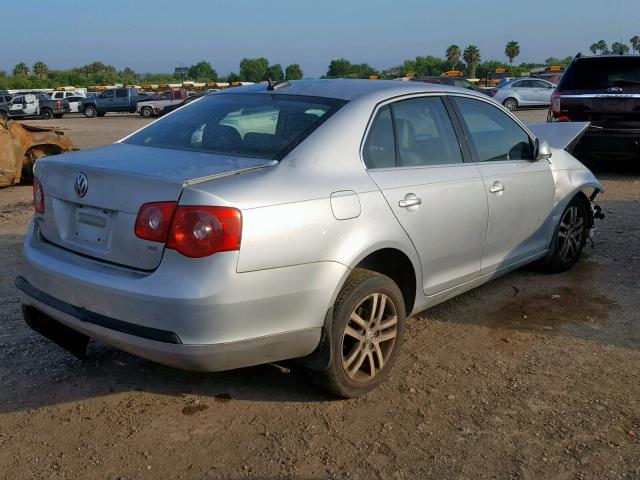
[74, 172, 88, 198]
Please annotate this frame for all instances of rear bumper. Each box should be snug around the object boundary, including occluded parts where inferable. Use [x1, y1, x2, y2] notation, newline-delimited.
[577, 129, 640, 158]
[19, 221, 348, 371]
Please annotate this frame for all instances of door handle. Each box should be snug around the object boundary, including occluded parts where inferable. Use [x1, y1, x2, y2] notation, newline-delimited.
[489, 182, 505, 194]
[399, 194, 422, 209]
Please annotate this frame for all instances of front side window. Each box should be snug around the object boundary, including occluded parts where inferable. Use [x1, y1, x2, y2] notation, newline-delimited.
[453, 97, 534, 162]
[125, 93, 346, 160]
[100, 90, 114, 99]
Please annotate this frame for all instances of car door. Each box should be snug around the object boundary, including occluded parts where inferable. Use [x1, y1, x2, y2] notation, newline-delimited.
[530, 79, 555, 105]
[364, 96, 489, 296]
[450, 96, 555, 273]
[23, 94, 39, 116]
[511, 80, 535, 105]
[99, 89, 115, 110]
[114, 88, 129, 111]
[9, 96, 25, 116]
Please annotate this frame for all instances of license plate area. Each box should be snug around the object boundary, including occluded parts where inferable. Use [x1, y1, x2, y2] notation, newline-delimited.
[72, 205, 113, 249]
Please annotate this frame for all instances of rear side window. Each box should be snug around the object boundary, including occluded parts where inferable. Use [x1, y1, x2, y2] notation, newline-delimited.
[116, 89, 127, 98]
[125, 93, 346, 160]
[560, 57, 640, 90]
[363, 97, 463, 169]
[454, 97, 533, 162]
[363, 106, 395, 168]
[392, 97, 463, 167]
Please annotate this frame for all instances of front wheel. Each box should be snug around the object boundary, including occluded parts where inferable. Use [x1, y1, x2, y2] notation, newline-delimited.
[503, 97, 518, 111]
[309, 269, 406, 398]
[544, 196, 589, 273]
[84, 105, 97, 118]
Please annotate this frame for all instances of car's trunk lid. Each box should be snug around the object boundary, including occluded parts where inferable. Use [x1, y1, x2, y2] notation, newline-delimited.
[36, 143, 274, 270]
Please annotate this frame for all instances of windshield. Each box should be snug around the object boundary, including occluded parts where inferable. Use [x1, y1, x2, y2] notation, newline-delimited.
[125, 93, 346, 160]
[560, 57, 640, 89]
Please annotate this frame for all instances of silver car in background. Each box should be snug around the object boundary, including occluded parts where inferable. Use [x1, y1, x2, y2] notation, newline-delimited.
[18, 80, 602, 398]
[490, 77, 556, 110]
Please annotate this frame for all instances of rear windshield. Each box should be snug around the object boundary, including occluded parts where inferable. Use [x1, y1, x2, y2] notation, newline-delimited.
[124, 93, 346, 160]
[560, 57, 640, 90]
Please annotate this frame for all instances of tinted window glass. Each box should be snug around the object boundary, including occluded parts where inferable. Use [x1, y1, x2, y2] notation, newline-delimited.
[392, 97, 463, 166]
[559, 57, 640, 89]
[363, 106, 395, 168]
[125, 93, 345, 160]
[454, 97, 533, 161]
[100, 90, 114, 99]
[116, 89, 127, 98]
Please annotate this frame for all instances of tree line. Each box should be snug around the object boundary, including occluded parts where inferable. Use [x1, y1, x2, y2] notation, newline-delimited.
[2, 36, 637, 90]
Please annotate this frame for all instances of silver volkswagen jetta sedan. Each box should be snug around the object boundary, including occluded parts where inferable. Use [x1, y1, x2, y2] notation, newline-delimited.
[17, 79, 602, 397]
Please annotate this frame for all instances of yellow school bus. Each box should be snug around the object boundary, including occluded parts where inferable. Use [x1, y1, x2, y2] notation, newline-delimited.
[441, 70, 464, 77]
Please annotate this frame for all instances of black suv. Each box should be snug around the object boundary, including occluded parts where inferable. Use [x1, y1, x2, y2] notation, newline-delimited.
[549, 54, 640, 163]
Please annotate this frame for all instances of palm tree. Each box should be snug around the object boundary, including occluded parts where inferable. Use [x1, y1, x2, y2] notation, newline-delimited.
[504, 41, 520, 66]
[630, 36, 640, 53]
[445, 45, 461, 71]
[463, 45, 481, 79]
[596, 40, 609, 54]
[12, 62, 29, 76]
[611, 42, 630, 55]
[589, 43, 598, 55]
[32, 61, 49, 79]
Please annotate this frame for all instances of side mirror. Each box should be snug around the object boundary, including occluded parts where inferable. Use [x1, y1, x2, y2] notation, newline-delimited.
[535, 139, 552, 161]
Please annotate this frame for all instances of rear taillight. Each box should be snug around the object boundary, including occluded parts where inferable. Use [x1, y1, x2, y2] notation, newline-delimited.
[135, 203, 241, 258]
[135, 202, 177, 242]
[33, 177, 45, 214]
[55, 100, 62, 108]
[488, 89, 498, 97]
[550, 91, 569, 121]
[166, 206, 242, 258]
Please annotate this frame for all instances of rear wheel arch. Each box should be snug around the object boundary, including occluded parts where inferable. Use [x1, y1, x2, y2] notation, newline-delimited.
[352, 248, 417, 316]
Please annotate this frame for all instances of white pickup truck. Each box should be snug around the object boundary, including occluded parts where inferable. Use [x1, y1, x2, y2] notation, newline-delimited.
[136, 90, 188, 117]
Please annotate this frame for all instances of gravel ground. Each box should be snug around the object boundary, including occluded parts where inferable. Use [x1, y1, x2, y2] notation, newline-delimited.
[1, 109, 638, 479]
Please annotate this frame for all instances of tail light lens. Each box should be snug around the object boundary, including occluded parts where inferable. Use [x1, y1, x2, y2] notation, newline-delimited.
[33, 177, 45, 214]
[551, 91, 563, 118]
[55, 100, 62, 108]
[135, 202, 177, 242]
[488, 89, 498, 97]
[167, 206, 242, 258]
[135, 203, 241, 258]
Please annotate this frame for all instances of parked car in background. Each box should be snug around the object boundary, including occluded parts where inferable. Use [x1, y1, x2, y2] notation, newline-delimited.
[50, 91, 85, 101]
[79, 87, 146, 117]
[534, 72, 564, 85]
[0, 90, 13, 104]
[17, 80, 603, 398]
[548, 54, 640, 164]
[410, 76, 490, 95]
[489, 78, 556, 110]
[0, 93, 69, 120]
[136, 90, 188, 117]
[158, 92, 206, 116]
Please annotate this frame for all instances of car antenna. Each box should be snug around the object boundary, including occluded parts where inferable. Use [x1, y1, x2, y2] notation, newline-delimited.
[267, 78, 290, 91]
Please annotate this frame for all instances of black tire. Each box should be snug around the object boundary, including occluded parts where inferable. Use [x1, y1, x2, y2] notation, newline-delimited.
[40, 108, 53, 120]
[543, 195, 589, 273]
[0, 110, 8, 120]
[309, 268, 406, 398]
[503, 97, 518, 111]
[141, 106, 154, 118]
[84, 105, 97, 118]
[96, 111, 106, 117]
[53, 113, 64, 119]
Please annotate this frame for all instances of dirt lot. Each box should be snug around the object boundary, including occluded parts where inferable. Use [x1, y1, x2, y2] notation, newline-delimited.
[1, 110, 638, 479]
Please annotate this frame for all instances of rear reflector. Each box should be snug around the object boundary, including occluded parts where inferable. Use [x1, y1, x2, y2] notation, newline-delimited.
[135, 201, 177, 242]
[166, 206, 242, 258]
[33, 177, 45, 214]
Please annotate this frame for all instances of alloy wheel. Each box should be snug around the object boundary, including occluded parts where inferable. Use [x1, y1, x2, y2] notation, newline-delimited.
[341, 293, 398, 382]
[556, 205, 585, 263]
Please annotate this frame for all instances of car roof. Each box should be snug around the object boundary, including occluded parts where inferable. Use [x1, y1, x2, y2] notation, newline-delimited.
[217, 78, 485, 102]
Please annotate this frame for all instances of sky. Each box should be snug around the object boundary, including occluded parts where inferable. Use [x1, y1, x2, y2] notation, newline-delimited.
[2, 0, 639, 77]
